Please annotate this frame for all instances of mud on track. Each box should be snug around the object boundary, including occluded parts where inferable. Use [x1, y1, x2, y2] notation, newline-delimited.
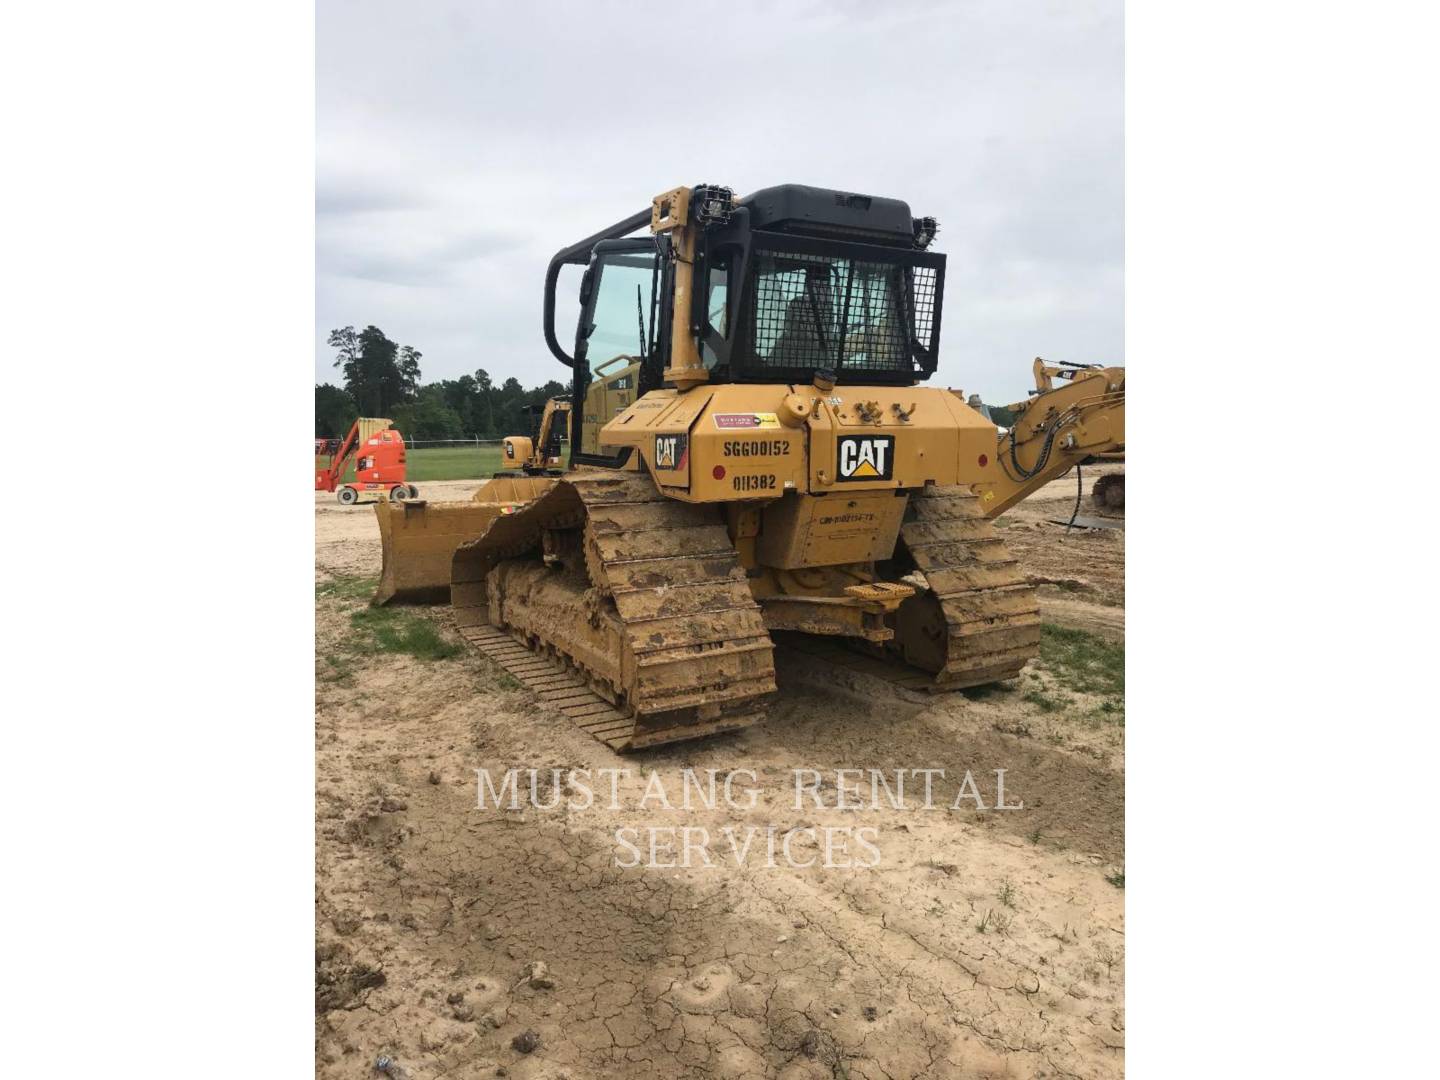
[315, 471, 1125, 1079]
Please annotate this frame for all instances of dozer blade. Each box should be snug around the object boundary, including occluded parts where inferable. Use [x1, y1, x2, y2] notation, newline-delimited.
[373, 476, 556, 605]
[450, 473, 776, 752]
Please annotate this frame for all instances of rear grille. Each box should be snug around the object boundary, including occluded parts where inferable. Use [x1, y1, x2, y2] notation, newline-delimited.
[739, 237, 941, 382]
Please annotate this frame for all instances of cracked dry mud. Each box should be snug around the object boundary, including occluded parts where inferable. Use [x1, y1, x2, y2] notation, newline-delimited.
[316, 471, 1125, 1078]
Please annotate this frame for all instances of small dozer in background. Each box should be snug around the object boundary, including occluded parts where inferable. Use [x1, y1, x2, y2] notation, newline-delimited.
[376, 183, 1124, 749]
[315, 417, 417, 505]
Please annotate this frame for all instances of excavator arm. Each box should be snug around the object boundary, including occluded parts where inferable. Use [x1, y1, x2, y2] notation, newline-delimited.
[532, 398, 570, 467]
[502, 399, 573, 473]
[971, 359, 1125, 517]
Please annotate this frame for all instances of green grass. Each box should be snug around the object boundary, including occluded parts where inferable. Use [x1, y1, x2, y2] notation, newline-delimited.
[316, 574, 380, 601]
[1022, 689, 1065, 713]
[1105, 870, 1126, 889]
[348, 607, 463, 661]
[404, 446, 506, 482]
[976, 909, 1011, 935]
[1039, 624, 1125, 697]
[315, 574, 463, 669]
[323, 446, 572, 485]
[1084, 699, 1126, 728]
[318, 653, 356, 685]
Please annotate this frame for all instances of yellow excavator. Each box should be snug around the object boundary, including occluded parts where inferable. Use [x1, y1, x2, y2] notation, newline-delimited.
[496, 397, 571, 477]
[493, 354, 645, 476]
[375, 183, 1124, 749]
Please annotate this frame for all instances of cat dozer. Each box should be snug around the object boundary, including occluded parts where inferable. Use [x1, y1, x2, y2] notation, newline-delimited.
[377, 183, 1125, 750]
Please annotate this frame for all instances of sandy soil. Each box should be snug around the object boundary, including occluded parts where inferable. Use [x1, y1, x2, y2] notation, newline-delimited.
[999, 466, 1125, 644]
[315, 469, 1125, 1079]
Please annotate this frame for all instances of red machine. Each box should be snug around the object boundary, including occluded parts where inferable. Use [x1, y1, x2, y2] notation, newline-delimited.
[314, 417, 418, 505]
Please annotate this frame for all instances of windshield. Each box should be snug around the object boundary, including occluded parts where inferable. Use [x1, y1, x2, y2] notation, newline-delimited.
[747, 251, 925, 377]
[585, 252, 656, 363]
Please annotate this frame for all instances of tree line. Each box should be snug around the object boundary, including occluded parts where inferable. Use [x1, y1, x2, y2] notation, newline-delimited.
[315, 325, 566, 441]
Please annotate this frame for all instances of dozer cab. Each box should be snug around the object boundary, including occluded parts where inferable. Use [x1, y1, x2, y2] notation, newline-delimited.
[376, 183, 1124, 749]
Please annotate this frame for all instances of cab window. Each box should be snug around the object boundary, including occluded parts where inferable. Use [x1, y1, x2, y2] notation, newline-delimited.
[702, 264, 728, 369]
[583, 251, 657, 364]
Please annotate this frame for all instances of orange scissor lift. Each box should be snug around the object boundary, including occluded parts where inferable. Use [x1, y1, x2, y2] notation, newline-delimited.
[315, 417, 417, 505]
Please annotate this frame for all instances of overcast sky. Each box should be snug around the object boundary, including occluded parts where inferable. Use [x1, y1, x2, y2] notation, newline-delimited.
[317, 0, 1121, 405]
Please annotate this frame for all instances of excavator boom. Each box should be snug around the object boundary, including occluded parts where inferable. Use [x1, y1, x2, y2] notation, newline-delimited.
[973, 359, 1125, 517]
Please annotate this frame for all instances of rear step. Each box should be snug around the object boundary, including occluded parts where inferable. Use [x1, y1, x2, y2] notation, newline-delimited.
[459, 623, 762, 752]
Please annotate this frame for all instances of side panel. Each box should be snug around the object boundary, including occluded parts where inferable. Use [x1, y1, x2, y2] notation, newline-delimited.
[357, 428, 407, 485]
[692, 401, 803, 500]
[582, 361, 643, 454]
[598, 384, 1003, 502]
[755, 491, 908, 569]
[603, 389, 711, 490]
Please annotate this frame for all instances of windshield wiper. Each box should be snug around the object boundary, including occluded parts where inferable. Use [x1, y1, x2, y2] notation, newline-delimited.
[635, 284, 647, 360]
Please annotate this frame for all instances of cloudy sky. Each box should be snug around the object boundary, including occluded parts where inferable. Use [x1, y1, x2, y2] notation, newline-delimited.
[317, 0, 1121, 404]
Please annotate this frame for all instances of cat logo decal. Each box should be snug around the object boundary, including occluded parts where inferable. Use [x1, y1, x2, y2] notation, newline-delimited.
[837, 435, 895, 481]
[654, 433, 688, 471]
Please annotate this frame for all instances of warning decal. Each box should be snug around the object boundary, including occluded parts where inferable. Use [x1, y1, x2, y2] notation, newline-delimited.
[713, 412, 781, 430]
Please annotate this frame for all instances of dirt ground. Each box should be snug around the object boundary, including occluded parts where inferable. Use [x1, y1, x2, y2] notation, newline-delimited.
[315, 467, 1125, 1079]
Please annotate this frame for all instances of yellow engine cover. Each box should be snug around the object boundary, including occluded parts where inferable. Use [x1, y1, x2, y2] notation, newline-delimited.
[598, 383, 1001, 502]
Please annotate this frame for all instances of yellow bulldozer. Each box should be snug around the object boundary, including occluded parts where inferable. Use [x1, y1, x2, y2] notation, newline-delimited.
[375, 183, 1124, 749]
